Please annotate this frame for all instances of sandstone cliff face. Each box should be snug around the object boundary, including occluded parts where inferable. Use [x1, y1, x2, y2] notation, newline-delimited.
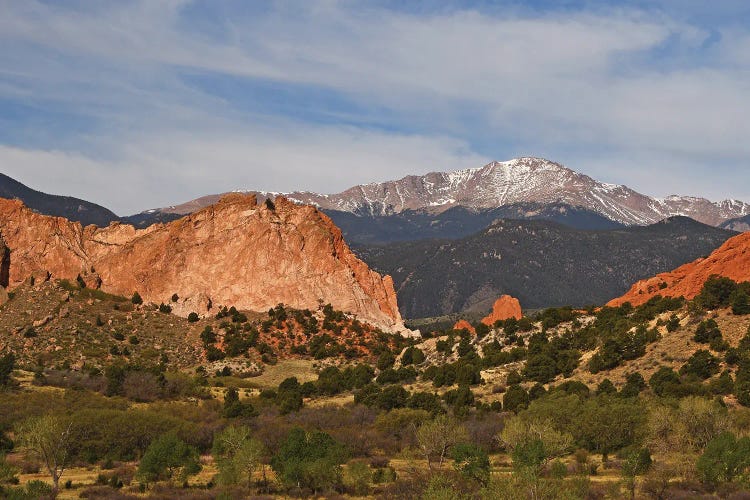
[451, 295, 523, 334]
[481, 295, 523, 325]
[0, 195, 410, 334]
[608, 231, 750, 307]
[452, 319, 476, 334]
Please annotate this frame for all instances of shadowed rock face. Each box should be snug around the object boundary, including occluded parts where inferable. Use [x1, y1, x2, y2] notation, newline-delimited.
[0, 236, 9, 288]
[0, 194, 409, 334]
[609, 231, 750, 307]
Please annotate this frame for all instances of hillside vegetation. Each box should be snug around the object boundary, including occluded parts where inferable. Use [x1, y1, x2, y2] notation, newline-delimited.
[3, 275, 750, 497]
[356, 216, 736, 317]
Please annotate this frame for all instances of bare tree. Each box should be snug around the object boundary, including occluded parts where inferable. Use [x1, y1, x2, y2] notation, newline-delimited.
[213, 425, 264, 487]
[416, 415, 468, 470]
[16, 414, 74, 494]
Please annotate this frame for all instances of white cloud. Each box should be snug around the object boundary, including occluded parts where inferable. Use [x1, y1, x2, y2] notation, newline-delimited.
[0, 127, 489, 214]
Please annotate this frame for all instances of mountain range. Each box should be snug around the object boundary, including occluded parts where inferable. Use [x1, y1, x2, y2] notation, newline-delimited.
[3, 158, 748, 232]
[0, 173, 118, 227]
[721, 214, 750, 232]
[138, 157, 750, 228]
[1, 158, 747, 319]
[354, 216, 736, 318]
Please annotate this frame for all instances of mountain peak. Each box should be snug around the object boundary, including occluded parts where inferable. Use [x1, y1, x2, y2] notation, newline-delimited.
[141, 158, 750, 227]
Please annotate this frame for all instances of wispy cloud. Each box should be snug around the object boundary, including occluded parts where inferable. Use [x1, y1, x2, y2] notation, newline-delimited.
[0, 0, 747, 213]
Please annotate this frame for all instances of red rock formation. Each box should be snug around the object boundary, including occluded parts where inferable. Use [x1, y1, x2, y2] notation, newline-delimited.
[0, 194, 411, 334]
[481, 295, 523, 325]
[452, 320, 475, 334]
[608, 231, 750, 307]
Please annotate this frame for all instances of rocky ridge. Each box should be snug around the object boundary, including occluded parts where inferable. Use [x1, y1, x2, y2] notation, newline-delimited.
[0, 194, 410, 334]
[609, 231, 750, 307]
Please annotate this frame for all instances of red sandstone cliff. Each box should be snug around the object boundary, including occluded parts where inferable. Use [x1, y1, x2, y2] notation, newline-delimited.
[608, 231, 750, 307]
[451, 294, 523, 333]
[452, 319, 476, 334]
[481, 295, 523, 325]
[0, 194, 411, 334]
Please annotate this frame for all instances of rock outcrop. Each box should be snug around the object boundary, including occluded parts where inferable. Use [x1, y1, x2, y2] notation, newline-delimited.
[452, 319, 476, 334]
[481, 295, 523, 325]
[0, 195, 411, 334]
[608, 231, 750, 307]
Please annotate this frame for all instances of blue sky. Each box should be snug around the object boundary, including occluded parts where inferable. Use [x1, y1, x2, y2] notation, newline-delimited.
[0, 0, 748, 214]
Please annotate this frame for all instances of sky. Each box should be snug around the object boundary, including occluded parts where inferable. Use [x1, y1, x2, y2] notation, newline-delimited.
[0, 0, 749, 215]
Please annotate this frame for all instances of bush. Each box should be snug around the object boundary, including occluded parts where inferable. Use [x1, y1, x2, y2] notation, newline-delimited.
[223, 387, 256, 418]
[680, 350, 720, 380]
[187, 312, 199, 323]
[649, 367, 682, 397]
[451, 442, 490, 484]
[503, 385, 529, 413]
[0, 353, 14, 387]
[732, 289, 750, 315]
[506, 370, 522, 386]
[696, 432, 750, 485]
[596, 379, 616, 396]
[665, 315, 680, 332]
[271, 428, 347, 493]
[697, 276, 737, 310]
[694, 319, 721, 344]
[136, 433, 201, 483]
[343, 459, 372, 496]
[131, 292, 143, 305]
[400, 347, 425, 366]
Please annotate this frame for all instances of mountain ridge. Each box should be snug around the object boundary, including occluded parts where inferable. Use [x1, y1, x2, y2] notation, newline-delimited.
[353, 215, 737, 318]
[0, 172, 119, 227]
[139, 157, 750, 227]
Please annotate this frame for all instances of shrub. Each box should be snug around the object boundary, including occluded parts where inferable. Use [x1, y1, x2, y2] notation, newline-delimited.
[271, 428, 347, 493]
[131, 292, 143, 305]
[343, 459, 372, 496]
[475, 323, 490, 339]
[680, 350, 720, 380]
[503, 385, 529, 413]
[136, 433, 201, 483]
[596, 379, 616, 396]
[696, 432, 750, 485]
[223, 387, 256, 418]
[732, 289, 750, 315]
[620, 372, 646, 398]
[665, 315, 680, 332]
[0, 353, 15, 387]
[649, 367, 682, 397]
[400, 347, 425, 366]
[506, 370, 522, 385]
[694, 319, 721, 344]
[187, 312, 199, 323]
[697, 276, 737, 310]
[451, 442, 490, 484]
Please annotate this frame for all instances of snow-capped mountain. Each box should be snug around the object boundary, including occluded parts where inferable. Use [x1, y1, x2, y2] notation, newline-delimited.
[148, 157, 750, 227]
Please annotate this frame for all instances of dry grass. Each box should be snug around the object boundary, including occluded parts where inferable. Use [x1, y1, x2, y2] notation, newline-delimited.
[247, 358, 319, 389]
